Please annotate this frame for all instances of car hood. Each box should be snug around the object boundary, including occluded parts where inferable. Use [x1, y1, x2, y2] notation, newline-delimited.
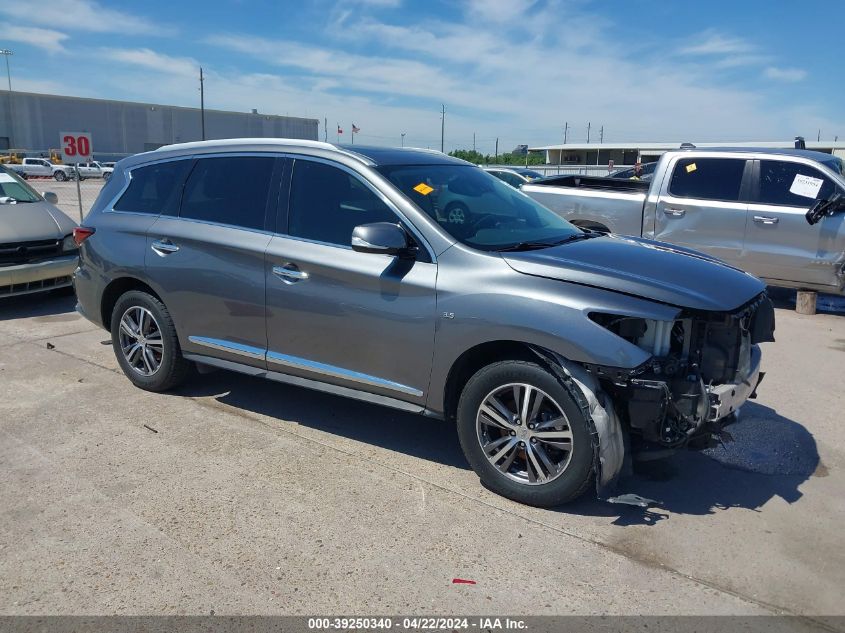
[0, 200, 77, 242]
[502, 234, 765, 312]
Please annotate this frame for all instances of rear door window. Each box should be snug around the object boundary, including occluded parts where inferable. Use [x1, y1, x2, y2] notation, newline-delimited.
[669, 158, 747, 202]
[114, 160, 192, 214]
[758, 160, 838, 207]
[180, 156, 275, 230]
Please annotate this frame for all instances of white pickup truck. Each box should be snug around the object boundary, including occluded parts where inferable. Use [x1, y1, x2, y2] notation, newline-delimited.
[8, 158, 77, 181]
[523, 147, 845, 295]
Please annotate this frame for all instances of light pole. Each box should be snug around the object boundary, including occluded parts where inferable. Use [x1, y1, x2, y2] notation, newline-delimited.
[401, 132, 405, 147]
[1, 49, 13, 152]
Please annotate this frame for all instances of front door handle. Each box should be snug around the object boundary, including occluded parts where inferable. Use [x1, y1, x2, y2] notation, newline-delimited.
[272, 265, 309, 284]
[753, 215, 779, 225]
[663, 207, 686, 217]
[151, 239, 180, 256]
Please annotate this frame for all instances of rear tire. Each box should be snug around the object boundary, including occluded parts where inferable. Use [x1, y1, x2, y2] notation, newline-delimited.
[456, 360, 594, 507]
[110, 290, 191, 392]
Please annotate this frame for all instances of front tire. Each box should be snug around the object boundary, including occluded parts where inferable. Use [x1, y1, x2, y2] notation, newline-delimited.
[54, 171, 67, 182]
[457, 360, 594, 507]
[110, 290, 191, 392]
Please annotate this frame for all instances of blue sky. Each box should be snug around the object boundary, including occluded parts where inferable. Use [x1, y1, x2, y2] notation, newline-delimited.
[0, 0, 841, 154]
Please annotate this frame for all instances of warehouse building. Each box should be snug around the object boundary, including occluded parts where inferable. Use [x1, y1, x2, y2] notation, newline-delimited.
[530, 140, 845, 167]
[0, 91, 318, 159]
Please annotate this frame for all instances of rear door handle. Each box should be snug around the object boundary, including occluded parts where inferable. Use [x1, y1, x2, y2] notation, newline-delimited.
[753, 215, 779, 225]
[272, 264, 309, 284]
[151, 239, 180, 256]
[663, 207, 686, 217]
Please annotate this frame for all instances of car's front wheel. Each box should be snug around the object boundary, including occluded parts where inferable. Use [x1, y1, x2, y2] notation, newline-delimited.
[110, 290, 191, 392]
[54, 171, 67, 181]
[457, 360, 594, 507]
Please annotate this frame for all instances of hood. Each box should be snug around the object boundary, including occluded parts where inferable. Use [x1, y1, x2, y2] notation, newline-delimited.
[502, 234, 765, 312]
[0, 200, 76, 243]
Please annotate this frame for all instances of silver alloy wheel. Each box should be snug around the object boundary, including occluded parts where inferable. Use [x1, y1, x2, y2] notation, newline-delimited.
[118, 306, 164, 376]
[448, 207, 465, 223]
[476, 383, 574, 485]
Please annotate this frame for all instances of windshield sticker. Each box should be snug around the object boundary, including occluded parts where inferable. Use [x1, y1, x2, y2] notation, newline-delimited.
[789, 174, 824, 199]
[0, 173, 16, 183]
[413, 182, 434, 195]
[685, 163, 697, 173]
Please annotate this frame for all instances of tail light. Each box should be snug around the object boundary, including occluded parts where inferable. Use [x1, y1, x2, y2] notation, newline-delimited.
[73, 226, 96, 246]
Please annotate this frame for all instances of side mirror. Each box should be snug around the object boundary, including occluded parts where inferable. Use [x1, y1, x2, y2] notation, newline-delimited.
[806, 192, 844, 225]
[351, 222, 413, 257]
[42, 191, 59, 205]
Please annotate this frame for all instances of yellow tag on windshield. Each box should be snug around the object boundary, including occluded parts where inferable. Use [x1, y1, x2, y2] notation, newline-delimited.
[686, 163, 697, 173]
[413, 182, 434, 195]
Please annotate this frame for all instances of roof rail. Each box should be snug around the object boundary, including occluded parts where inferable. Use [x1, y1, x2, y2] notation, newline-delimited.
[156, 138, 338, 152]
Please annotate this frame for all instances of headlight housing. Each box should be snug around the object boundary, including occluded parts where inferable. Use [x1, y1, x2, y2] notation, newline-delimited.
[62, 234, 78, 252]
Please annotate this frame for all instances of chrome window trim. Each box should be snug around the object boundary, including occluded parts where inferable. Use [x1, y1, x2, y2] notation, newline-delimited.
[266, 350, 423, 398]
[188, 336, 424, 398]
[283, 154, 437, 263]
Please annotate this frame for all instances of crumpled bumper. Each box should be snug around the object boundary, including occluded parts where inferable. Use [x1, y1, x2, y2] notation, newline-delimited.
[0, 255, 78, 297]
[707, 344, 763, 421]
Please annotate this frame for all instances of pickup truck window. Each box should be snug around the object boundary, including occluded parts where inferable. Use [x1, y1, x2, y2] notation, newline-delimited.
[114, 159, 192, 215]
[669, 158, 746, 202]
[758, 160, 837, 208]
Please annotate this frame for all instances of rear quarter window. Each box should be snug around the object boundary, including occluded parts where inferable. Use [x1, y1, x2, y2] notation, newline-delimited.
[113, 160, 193, 214]
[669, 158, 747, 202]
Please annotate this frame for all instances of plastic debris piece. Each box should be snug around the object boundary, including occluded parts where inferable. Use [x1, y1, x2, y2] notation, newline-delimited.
[452, 578, 476, 585]
[606, 493, 657, 508]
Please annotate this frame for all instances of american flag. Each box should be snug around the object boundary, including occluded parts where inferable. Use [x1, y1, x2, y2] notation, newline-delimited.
[352, 124, 360, 133]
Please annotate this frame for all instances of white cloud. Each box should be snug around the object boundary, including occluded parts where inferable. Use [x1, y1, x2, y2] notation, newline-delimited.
[679, 31, 754, 56]
[0, 0, 171, 35]
[0, 25, 69, 53]
[764, 66, 807, 82]
[465, 0, 538, 23]
[103, 48, 199, 78]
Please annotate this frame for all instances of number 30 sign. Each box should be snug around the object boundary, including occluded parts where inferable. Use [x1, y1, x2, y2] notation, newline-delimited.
[60, 132, 93, 162]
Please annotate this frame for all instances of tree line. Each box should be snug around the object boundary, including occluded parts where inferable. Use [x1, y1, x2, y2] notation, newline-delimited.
[447, 149, 546, 166]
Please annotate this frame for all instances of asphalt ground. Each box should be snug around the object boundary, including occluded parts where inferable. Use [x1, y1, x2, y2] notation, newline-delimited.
[0, 290, 843, 626]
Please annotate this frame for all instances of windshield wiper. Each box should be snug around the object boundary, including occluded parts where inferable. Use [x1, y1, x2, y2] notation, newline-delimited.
[496, 233, 595, 252]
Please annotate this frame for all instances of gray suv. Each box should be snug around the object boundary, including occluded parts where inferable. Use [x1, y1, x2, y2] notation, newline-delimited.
[74, 139, 775, 507]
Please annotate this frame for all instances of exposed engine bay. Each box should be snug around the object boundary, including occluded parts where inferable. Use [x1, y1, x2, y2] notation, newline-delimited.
[586, 292, 776, 451]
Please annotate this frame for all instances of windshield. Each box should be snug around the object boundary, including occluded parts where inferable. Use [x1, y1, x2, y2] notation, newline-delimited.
[0, 168, 40, 203]
[379, 164, 581, 251]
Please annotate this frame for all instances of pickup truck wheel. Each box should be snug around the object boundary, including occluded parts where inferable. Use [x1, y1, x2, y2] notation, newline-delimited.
[110, 291, 192, 392]
[54, 171, 67, 182]
[457, 360, 593, 507]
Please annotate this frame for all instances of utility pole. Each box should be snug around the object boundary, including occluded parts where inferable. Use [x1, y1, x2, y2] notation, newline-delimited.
[473, 132, 476, 153]
[199, 67, 206, 141]
[324, 117, 327, 142]
[587, 122, 591, 143]
[818, 129, 821, 142]
[401, 132, 405, 147]
[600, 126, 604, 143]
[440, 103, 446, 153]
[563, 122, 568, 144]
[1, 49, 13, 151]
[495, 137, 498, 163]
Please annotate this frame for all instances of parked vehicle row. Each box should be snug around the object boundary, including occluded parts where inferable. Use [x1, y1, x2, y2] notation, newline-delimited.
[522, 147, 845, 296]
[72, 140, 774, 507]
[7, 158, 113, 181]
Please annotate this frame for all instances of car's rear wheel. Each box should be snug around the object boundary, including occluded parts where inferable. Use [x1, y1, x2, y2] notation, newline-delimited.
[110, 290, 191, 392]
[457, 360, 594, 507]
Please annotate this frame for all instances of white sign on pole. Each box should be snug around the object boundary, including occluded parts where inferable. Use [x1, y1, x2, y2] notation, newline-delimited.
[59, 132, 93, 162]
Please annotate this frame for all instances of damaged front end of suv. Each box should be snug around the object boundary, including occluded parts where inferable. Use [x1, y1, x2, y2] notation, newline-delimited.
[577, 292, 775, 496]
